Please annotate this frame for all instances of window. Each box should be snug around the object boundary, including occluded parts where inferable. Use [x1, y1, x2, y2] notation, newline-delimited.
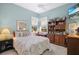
[31, 17, 38, 33]
[40, 17, 48, 32]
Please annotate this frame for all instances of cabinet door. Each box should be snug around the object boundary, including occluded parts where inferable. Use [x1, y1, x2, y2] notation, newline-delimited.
[48, 34, 55, 43]
[51, 34, 55, 43]
[55, 35, 60, 45]
[59, 35, 65, 46]
[48, 34, 52, 43]
[55, 35, 65, 46]
[0, 42, 6, 52]
[5, 40, 13, 49]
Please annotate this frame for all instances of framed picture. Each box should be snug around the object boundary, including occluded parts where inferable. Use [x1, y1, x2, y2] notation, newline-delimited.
[68, 22, 78, 34]
[16, 20, 27, 31]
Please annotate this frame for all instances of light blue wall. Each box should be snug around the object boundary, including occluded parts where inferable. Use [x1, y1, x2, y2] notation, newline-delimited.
[39, 3, 76, 33]
[0, 3, 77, 33]
[39, 4, 75, 20]
[0, 3, 39, 32]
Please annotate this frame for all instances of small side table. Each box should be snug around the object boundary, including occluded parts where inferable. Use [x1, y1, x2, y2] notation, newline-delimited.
[0, 39, 13, 53]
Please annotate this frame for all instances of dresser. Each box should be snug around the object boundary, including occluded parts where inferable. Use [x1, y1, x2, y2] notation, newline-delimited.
[0, 39, 13, 53]
[65, 35, 79, 55]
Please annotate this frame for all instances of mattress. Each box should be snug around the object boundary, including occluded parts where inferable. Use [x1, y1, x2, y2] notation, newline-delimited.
[13, 36, 50, 55]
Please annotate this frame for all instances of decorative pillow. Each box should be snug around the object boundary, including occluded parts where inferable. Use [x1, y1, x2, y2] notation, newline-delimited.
[16, 31, 31, 37]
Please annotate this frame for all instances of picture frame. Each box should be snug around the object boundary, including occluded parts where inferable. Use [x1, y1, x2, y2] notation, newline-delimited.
[16, 20, 27, 31]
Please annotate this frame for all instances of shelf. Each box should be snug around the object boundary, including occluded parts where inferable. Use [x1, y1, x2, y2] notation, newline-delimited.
[48, 17, 66, 47]
[54, 29, 65, 32]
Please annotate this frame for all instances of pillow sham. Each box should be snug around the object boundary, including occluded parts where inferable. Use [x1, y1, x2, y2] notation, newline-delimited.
[15, 31, 31, 37]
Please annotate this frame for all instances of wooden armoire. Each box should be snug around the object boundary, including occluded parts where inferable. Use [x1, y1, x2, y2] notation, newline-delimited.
[48, 17, 66, 46]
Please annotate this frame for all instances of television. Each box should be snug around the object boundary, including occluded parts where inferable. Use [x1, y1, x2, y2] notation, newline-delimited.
[68, 4, 79, 15]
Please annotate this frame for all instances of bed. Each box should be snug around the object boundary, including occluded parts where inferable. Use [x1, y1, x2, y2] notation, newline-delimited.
[13, 36, 50, 55]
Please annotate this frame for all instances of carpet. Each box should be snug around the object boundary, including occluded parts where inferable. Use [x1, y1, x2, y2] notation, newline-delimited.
[0, 44, 67, 55]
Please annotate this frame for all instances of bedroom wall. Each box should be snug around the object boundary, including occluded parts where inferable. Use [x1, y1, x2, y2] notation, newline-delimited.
[0, 3, 77, 33]
[0, 3, 39, 32]
[39, 3, 75, 20]
[39, 3, 76, 33]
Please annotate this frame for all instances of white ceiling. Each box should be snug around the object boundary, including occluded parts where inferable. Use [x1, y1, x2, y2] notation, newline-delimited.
[15, 3, 66, 14]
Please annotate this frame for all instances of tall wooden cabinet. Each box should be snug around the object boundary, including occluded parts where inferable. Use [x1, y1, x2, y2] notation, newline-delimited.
[48, 21, 55, 43]
[48, 17, 66, 46]
[55, 35, 66, 46]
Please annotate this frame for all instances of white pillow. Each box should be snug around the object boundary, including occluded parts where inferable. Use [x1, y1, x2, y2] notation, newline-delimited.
[16, 31, 30, 37]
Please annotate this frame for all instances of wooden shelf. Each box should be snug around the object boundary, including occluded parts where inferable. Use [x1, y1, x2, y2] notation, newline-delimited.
[48, 17, 66, 46]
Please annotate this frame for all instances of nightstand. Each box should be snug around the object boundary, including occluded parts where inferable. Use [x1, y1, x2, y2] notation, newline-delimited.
[0, 39, 13, 53]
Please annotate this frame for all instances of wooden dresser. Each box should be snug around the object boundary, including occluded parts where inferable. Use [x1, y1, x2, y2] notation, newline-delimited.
[65, 34, 79, 55]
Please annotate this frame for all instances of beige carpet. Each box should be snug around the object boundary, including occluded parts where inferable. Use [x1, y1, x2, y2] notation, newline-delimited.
[0, 44, 67, 55]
